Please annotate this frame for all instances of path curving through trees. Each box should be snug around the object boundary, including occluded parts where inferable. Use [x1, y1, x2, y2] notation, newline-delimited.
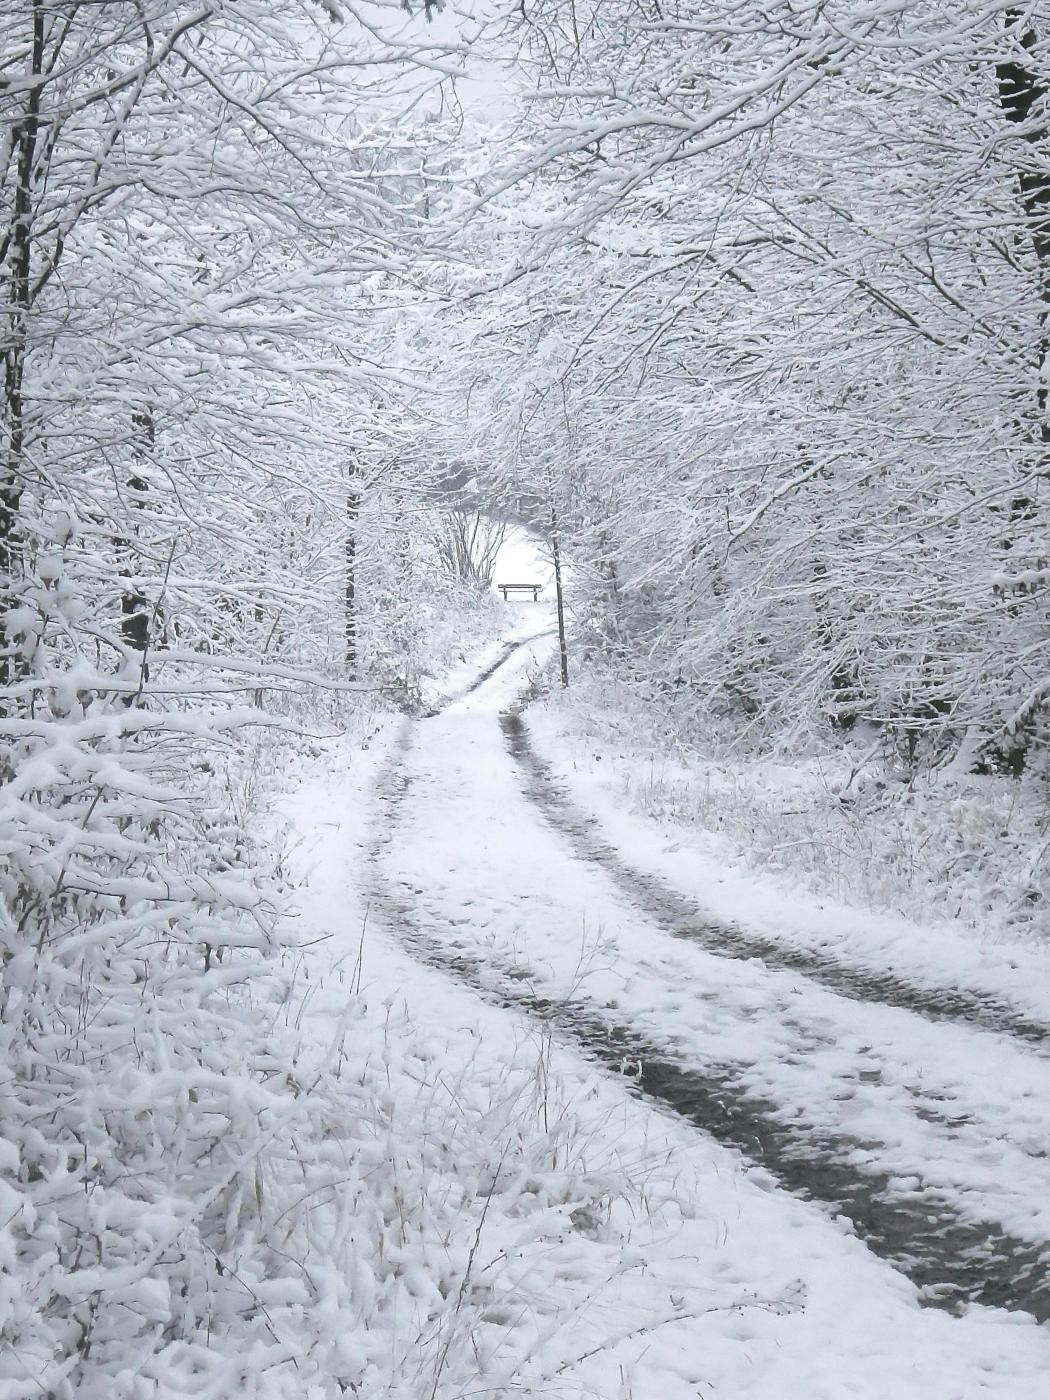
[363, 630, 1050, 1324]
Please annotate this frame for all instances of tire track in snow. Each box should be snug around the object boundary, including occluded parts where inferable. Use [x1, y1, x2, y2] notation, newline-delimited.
[422, 629, 556, 717]
[499, 711, 1050, 1051]
[364, 718, 1050, 1325]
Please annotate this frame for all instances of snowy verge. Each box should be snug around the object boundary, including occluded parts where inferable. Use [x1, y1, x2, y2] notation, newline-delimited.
[522, 674, 1050, 1036]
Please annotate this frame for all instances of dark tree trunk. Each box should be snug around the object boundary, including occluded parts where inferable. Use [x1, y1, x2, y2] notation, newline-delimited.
[997, 14, 1050, 267]
[1, 4, 45, 703]
[990, 13, 1049, 772]
[545, 462, 569, 687]
[119, 408, 155, 701]
[812, 557, 858, 729]
[997, 12, 1050, 426]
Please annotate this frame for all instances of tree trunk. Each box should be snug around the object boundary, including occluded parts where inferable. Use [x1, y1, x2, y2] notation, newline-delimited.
[120, 409, 155, 687]
[997, 12, 1050, 426]
[545, 461, 569, 687]
[1, 4, 45, 703]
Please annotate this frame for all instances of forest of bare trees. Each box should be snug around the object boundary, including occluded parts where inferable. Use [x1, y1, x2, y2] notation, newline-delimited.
[447, 1, 1049, 777]
[1, 3, 1048, 1396]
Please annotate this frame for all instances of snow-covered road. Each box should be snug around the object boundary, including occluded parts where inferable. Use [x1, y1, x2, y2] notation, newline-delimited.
[375, 621, 1050, 1291]
[289, 617, 1050, 1395]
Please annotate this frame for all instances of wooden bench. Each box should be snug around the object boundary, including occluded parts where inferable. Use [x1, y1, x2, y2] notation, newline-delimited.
[498, 582, 542, 602]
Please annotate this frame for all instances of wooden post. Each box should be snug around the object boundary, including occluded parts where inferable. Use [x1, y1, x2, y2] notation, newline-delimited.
[545, 461, 569, 688]
[1, 4, 44, 706]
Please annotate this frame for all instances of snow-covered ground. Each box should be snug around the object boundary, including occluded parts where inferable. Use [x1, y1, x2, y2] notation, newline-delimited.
[531, 674, 1050, 944]
[525, 697, 1050, 1032]
[276, 614, 1050, 1397]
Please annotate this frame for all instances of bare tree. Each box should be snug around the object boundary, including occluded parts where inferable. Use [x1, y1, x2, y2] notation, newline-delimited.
[436, 507, 507, 587]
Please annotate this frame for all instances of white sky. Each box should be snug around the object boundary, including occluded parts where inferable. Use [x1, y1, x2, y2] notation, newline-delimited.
[492, 524, 577, 601]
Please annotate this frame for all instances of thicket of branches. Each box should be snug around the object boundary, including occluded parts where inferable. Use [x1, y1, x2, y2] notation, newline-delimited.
[3, 0, 1049, 1388]
[0, 4, 495, 1392]
[456, 0, 1049, 775]
[436, 507, 507, 586]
